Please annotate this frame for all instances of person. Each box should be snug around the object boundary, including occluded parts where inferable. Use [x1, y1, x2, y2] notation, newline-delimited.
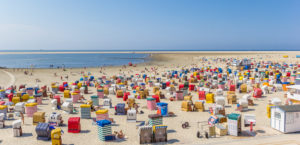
[272, 86, 276, 92]
[205, 131, 209, 139]
[79, 95, 85, 101]
[114, 130, 125, 139]
[49, 93, 53, 99]
[197, 131, 201, 138]
[118, 130, 125, 138]
[95, 82, 98, 88]
[20, 112, 24, 124]
[133, 103, 139, 113]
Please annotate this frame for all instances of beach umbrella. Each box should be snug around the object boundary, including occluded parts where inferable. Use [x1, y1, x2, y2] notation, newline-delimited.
[142, 74, 147, 79]
[227, 68, 232, 74]
[89, 76, 94, 81]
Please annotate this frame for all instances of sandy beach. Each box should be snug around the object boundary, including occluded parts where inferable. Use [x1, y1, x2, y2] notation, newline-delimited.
[0, 50, 293, 55]
[1, 51, 300, 145]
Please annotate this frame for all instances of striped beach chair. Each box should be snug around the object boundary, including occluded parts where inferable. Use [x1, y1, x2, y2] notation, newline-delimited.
[138, 126, 153, 144]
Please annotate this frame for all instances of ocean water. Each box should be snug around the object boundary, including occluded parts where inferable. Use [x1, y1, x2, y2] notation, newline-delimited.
[0, 53, 149, 68]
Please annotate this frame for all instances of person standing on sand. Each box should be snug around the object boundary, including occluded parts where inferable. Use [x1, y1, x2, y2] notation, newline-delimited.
[20, 112, 24, 124]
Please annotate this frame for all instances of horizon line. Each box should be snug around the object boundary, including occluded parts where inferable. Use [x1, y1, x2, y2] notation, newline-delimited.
[0, 49, 299, 52]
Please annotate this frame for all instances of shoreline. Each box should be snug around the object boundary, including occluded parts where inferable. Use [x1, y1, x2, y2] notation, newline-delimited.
[0, 51, 299, 69]
[0, 50, 298, 55]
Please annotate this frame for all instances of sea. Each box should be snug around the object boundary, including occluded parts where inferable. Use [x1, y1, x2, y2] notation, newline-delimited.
[0, 49, 296, 68]
[0, 51, 150, 68]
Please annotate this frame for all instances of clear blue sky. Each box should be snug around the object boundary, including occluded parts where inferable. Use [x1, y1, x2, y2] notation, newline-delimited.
[0, 0, 299, 51]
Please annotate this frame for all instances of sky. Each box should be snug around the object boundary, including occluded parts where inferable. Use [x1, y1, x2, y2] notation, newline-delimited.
[0, 0, 299, 51]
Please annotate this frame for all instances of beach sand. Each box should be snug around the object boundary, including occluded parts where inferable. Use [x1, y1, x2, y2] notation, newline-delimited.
[1, 51, 300, 145]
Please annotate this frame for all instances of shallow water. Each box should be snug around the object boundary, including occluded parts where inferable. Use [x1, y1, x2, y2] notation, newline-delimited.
[0, 53, 149, 68]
